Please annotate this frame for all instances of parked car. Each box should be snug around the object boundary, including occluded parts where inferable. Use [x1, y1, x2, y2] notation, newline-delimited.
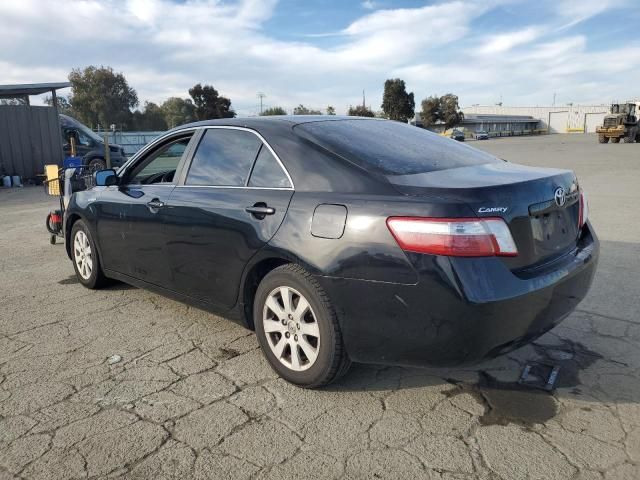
[450, 129, 465, 141]
[59, 114, 127, 170]
[475, 130, 489, 140]
[64, 117, 598, 387]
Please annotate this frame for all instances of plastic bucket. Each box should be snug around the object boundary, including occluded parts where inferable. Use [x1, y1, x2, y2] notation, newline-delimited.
[2, 176, 11, 187]
[11, 176, 22, 187]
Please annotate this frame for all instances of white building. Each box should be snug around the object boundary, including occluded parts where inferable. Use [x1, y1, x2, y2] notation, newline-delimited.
[462, 104, 612, 133]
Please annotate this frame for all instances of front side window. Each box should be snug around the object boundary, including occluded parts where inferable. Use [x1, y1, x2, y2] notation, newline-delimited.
[248, 146, 291, 188]
[127, 136, 191, 185]
[186, 129, 262, 186]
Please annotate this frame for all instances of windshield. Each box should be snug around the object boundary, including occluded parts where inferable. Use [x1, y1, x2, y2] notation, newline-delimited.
[74, 121, 103, 143]
[295, 119, 499, 176]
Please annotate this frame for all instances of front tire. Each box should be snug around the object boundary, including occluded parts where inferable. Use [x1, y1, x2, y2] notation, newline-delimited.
[70, 220, 107, 289]
[254, 264, 350, 388]
[88, 158, 106, 171]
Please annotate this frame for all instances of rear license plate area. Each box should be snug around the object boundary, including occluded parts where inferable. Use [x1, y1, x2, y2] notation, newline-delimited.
[529, 200, 579, 255]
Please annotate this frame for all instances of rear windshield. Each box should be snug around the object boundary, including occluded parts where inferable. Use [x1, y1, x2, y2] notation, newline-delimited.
[294, 119, 500, 175]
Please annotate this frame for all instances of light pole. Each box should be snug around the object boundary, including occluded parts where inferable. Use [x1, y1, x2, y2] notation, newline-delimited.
[257, 92, 266, 115]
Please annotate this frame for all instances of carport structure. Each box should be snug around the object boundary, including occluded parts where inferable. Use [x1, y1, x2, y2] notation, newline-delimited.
[0, 82, 70, 179]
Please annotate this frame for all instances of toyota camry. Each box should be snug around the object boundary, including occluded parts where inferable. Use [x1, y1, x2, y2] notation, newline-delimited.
[64, 116, 599, 387]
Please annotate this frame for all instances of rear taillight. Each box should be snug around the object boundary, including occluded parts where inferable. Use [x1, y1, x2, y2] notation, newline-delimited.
[386, 217, 518, 257]
[578, 190, 588, 228]
[50, 213, 62, 224]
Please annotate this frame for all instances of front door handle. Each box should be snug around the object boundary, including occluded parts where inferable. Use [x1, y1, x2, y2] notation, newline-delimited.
[146, 199, 165, 209]
[246, 203, 275, 219]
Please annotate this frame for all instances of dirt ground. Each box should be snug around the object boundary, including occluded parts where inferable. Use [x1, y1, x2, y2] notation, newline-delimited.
[1, 133, 638, 479]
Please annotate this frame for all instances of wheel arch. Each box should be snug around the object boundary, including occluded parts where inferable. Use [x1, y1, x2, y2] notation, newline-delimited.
[65, 212, 102, 261]
[240, 256, 292, 330]
[64, 213, 83, 259]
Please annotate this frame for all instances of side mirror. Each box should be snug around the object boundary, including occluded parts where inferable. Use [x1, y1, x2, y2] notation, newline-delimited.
[95, 169, 118, 187]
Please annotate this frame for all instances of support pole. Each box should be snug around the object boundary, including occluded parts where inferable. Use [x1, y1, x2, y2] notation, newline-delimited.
[103, 134, 111, 170]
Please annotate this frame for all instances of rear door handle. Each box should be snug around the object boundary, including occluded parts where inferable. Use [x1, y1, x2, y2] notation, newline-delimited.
[246, 204, 275, 219]
[245, 206, 275, 215]
[146, 199, 165, 209]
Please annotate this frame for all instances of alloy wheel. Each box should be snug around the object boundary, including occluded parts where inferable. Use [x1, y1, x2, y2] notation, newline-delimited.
[262, 286, 320, 371]
[73, 230, 93, 280]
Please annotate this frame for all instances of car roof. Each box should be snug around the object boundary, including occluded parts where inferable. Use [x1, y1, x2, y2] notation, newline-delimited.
[172, 115, 382, 133]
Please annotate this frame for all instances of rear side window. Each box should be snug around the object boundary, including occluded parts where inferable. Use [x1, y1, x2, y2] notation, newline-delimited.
[294, 119, 500, 175]
[186, 129, 261, 186]
[249, 146, 291, 188]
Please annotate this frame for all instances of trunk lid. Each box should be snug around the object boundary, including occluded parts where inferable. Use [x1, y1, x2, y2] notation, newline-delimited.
[388, 162, 581, 269]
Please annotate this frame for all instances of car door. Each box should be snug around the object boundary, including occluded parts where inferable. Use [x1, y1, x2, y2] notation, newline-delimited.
[96, 133, 195, 287]
[164, 127, 294, 308]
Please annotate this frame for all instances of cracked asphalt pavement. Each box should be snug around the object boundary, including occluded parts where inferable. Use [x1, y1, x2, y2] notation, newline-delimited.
[1, 134, 639, 479]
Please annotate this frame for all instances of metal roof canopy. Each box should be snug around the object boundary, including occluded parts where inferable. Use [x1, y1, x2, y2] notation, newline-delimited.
[0, 82, 70, 97]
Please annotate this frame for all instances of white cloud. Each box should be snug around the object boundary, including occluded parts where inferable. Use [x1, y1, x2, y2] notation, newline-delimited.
[0, 0, 638, 115]
[479, 27, 542, 54]
[361, 0, 377, 10]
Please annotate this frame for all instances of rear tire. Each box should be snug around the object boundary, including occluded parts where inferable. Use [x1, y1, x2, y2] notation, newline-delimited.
[598, 134, 609, 144]
[254, 264, 351, 388]
[70, 220, 107, 289]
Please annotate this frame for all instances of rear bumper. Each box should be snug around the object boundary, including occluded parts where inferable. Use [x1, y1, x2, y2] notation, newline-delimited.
[317, 223, 599, 367]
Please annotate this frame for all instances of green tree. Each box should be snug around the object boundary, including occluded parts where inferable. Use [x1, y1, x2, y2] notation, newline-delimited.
[326, 105, 336, 115]
[131, 101, 168, 131]
[293, 104, 322, 115]
[420, 94, 463, 130]
[420, 96, 440, 128]
[160, 97, 196, 128]
[188, 83, 235, 120]
[381, 78, 415, 122]
[439, 93, 464, 130]
[68, 66, 138, 128]
[347, 104, 375, 117]
[44, 95, 73, 115]
[260, 106, 287, 116]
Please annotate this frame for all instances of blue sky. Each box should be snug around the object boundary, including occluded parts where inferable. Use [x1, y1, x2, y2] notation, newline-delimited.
[1, 0, 639, 115]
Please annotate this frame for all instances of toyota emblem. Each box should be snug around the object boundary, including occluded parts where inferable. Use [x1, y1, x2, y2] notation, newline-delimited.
[554, 187, 566, 207]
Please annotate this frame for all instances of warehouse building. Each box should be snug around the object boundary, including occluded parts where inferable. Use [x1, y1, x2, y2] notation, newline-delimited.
[462, 104, 612, 133]
[0, 82, 69, 179]
[412, 113, 540, 137]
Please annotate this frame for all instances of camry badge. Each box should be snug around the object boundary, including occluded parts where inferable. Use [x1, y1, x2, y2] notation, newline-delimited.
[554, 187, 566, 207]
[478, 207, 508, 213]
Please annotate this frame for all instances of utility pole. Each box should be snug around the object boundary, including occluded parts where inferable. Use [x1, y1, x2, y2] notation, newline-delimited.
[553, 92, 556, 107]
[257, 92, 266, 115]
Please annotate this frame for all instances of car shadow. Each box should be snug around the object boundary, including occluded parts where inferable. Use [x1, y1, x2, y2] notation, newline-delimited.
[329, 326, 636, 427]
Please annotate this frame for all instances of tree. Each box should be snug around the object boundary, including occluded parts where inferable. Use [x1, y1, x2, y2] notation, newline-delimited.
[44, 95, 73, 115]
[439, 93, 464, 130]
[419, 94, 464, 130]
[260, 106, 287, 116]
[188, 83, 235, 120]
[381, 78, 415, 122]
[0, 97, 28, 106]
[420, 96, 440, 128]
[161, 97, 196, 128]
[131, 101, 168, 131]
[293, 104, 322, 115]
[326, 105, 336, 115]
[347, 105, 375, 117]
[68, 66, 138, 128]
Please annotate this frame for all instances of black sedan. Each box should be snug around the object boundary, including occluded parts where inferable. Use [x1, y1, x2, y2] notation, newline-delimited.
[64, 117, 599, 387]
